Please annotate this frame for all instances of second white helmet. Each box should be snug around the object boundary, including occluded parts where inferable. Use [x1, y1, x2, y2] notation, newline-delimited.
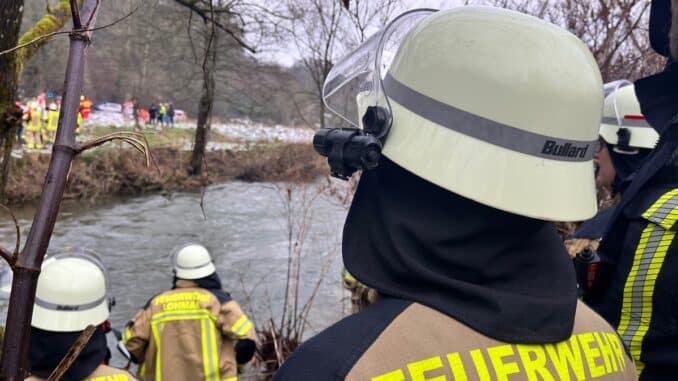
[32, 249, 110, 332]
[173, 244, 216, 280]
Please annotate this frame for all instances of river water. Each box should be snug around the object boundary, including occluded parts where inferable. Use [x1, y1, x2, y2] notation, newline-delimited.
[0, 181, 350, 367]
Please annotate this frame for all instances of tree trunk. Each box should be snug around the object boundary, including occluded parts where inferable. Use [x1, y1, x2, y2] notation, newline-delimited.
[0, 1, 99, 379]
[189, 22, 217, 176]
[0, 1, 24, 203]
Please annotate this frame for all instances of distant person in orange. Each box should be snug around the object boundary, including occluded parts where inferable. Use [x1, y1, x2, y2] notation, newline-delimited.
[79, 95, 93, 120]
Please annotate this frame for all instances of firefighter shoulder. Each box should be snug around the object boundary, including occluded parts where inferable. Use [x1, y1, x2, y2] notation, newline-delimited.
[123, 244, 256, 381]
[25, 250, 136, 381]
[274, 7, 636, 381]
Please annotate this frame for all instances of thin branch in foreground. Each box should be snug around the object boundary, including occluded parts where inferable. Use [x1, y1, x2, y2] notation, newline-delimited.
[0, 2, 140, 58]
[75, 131, 152, 167]
[0, 204, 21, 262]
[46, 325, 96, 381]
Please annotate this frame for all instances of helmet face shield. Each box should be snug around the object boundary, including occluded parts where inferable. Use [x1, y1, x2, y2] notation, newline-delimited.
[322, 9, 437, 130]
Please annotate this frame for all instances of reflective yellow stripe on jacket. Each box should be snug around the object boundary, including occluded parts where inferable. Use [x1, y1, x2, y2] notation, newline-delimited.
[618, 189, 678, 375]
[151, 309, 221, 381]
[231, 315, 253, 337]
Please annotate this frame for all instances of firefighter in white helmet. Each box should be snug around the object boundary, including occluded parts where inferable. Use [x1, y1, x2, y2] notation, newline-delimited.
[25, 249, 136, 381]
[123, 243, 257, 381]
[274, 7, 636, 380]
[566, 81, 659, 259]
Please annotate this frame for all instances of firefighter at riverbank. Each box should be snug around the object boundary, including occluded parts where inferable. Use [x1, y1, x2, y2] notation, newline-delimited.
[25, 101, 43, 149]
[565, 81, 660, 258]
[273, 7, 636, 380]
[123, 243, 257, 381]
[586, 1, 678, 379]
[25, 249, 136, 381]
[79, 95, 92, 120]
[45, 102, 59, 145]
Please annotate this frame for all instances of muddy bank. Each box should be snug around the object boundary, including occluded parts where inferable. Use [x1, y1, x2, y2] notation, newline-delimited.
[6, 143, 327, 205]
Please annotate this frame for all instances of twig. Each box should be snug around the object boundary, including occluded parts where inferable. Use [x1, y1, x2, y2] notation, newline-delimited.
[70, 0, 82, 29]
[0, 2, 140, 58]
[75, 132, 152, 167]
[0, 204, 20, 261]
[47, 325, 97, 381]
[0, 248, 12, 267]
[199, 155, 209, 220]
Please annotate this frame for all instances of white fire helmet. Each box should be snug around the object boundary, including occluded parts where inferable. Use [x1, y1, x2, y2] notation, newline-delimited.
[172, 243, 216, 280]
[323, 7, 604, 221]
[31, 249, 110, 332]
[599, 80, 659, 154]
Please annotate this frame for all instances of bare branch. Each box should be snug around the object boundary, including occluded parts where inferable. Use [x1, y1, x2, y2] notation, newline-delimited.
[47, 325, 97, 381]
[0, 3, 139, 58]
[0, 204, 20, 261]
[70, 0, 83, 29]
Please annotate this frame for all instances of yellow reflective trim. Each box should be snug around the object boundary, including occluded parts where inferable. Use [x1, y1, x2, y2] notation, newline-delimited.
[122, 326, 132, 343]
[222, 378, 238, 381]
[208, 318, 221, 381]
[139, 362, 146, 377]
[152, 309, 216, 324]
[231, 315, 248, 332]
[201, 318, 211, 381]
[617, 222, 675, 378]
[151, 321, 163, 381]
[236, 321, 253, 336]
[642, 188, 678, 230]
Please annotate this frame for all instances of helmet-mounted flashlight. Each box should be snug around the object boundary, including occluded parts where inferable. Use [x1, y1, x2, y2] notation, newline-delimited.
[313, 105, 390, 180]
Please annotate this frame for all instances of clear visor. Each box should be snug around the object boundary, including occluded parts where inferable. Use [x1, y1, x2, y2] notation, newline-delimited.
[605, 79, 633, 127]
[322, 9, 437, 129]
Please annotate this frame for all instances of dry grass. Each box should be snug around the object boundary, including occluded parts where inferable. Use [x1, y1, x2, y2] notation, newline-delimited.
[5, 143, 326, 205]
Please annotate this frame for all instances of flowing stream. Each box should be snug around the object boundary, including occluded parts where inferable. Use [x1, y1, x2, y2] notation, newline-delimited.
[0, 181, 350, 367]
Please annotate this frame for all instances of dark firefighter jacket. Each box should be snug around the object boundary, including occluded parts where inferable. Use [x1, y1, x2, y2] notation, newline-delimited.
[587, 46, 678, 381]
[123, 278, 256, 381]
[274, 158, 636, 381]
[592, 182, 678, 381]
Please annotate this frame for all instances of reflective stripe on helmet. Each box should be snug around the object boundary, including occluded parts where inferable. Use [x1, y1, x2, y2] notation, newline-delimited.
[175, 260, 213, 270]
[601, 117, 650, 128]
[383, 73, 597, 162]
[34, 295, 107, 311]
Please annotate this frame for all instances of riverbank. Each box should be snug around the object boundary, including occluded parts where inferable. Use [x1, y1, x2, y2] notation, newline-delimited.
[6, 142, 326, 205]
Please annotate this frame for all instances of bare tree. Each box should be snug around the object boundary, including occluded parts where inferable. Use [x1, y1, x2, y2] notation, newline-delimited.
[285, 0, 398, 129]
[174, 0, 258, 176]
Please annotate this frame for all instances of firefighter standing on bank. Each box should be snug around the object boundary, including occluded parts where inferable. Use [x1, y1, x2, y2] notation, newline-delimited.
[25, 250, 136, 381]
[123, 244, 257, 381]
[273, 7, 636, 380]
[587, 0, 678, 379]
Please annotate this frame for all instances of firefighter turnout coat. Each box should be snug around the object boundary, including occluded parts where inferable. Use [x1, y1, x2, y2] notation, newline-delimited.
[25, 365, 136, 381]
[273, 298, 636, 381]
[592, 184, 678, 380]
[123, 280, 256, 381]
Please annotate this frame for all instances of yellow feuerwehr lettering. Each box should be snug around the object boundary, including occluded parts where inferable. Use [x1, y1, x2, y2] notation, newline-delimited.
[469, 349, 491, 381]
[594, 332, 618, 373]
[579, 333, 606, 378]
[154, 291, 210, 305]
[605, 333, 626, 371]
[516, 344, 555, 381]
[407, 356, 446, 381]
[446, 353, 468, 381]
[372, 369, 406, 381]
[545, 335, 586, 381]
[487, 345, 520, 381]
[162, 300, 200, 311]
